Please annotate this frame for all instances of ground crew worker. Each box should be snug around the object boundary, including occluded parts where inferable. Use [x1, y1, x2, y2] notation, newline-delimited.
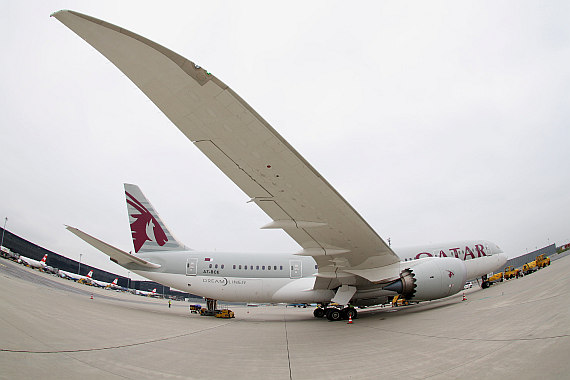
[168, 299, 171, 308]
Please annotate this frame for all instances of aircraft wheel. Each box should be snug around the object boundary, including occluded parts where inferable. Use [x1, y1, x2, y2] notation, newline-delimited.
[326, 308, 342, 321]
[482, 281, 489, 289]
[313, 308, 325, 318]
[342, 307, 357, 320]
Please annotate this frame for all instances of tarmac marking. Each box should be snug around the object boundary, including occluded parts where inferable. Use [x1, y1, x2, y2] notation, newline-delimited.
[283, 315, 293, 380]
[359, 326, 570, 342]
[0, 321, 234, 354]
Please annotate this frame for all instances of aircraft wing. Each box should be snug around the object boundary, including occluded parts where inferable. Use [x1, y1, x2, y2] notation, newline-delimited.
[66, 226, 161, 269]
[53, 10, 399, 278]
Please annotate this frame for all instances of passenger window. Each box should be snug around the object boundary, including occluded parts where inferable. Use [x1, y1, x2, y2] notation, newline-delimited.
[280, 266, 283, 270]
[209, 264, 212, 268]
[239, 265, 242, 270]
[274, 266, 277, 270]
[221, 264, 224, 269]
[215, 264, 218, 269]
[256, 266, 259, 270]
[244, 265, 247, 270]
[233, 265, 236, 269]
[262, 266, 265, 270]
[250, 265, 253, 270]
[268, 266, 271, 270]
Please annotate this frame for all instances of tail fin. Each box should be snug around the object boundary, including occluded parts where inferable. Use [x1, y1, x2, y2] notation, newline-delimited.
[41, 254, 48, 263]
[112, 278, 118, 285]
[87, 270, 93, 278]
[124, 184, 187, 254]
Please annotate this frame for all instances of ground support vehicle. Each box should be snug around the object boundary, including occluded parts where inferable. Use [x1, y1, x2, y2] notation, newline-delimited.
[523, 261, 537, 275]
[504, 266, 521, 279]
[215, 309, 235, 318]
[392, 295, 409, 307]
[200, 308, 218, 316]
[189, 304, 202, 314]
[482, 272, 503, 288]
[535, 254, 550, 269]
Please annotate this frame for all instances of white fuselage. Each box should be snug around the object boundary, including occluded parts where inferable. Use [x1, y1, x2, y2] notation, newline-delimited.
[133, 240, 507, 304]
[19, 255, 47, 269]
[59, 270, 94, 283]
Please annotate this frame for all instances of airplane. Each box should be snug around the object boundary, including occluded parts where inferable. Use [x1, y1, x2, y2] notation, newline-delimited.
[91, 277, 120, 289]
[18, 254, 48, 269]
[59, 269, 94, 283]
[137, 288, 159, 297]
[53, 10, 508, 321]
[105, 278, 123, 290]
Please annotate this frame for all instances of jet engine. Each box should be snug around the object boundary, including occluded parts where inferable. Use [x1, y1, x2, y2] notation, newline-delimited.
[383, 257, 467, 301]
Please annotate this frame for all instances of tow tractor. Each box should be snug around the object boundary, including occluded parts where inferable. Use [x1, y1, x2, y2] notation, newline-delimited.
[215, 309, 235, 318]
[482, 271, 503, 288]
[392, 295, 409, 307]
[195, 298, 234, 318]
[535, 254, 550, 269]
[504, 266, 521, 279]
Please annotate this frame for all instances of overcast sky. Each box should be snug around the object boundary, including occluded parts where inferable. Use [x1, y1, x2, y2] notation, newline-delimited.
[1, 1, 569, 279]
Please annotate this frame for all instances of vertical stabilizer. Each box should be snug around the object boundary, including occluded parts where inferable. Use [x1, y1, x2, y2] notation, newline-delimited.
[124, 183, 187, 253]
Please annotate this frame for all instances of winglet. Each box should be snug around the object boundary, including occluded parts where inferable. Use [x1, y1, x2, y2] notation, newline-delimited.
[66, 226, 161, 269]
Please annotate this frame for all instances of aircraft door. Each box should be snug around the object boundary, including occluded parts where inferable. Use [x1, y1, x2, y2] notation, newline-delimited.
[290, 260, 302, 279]
[186, 258, 198, 276]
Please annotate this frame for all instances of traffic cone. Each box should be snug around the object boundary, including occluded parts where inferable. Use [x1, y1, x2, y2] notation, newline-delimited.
[347, 315, 353, 324]
[462, 293, 466, 301]
[90, 294, 93, 300]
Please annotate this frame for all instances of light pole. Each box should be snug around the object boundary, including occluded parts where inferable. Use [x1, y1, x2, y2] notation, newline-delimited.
[0, 217, 7, 252]
[78, 253, 83, 275]
[127, 271, 131, 289]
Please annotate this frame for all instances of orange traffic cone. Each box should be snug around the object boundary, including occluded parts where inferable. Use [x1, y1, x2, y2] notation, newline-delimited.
[347, 315, 353, 324]
[462, 293, 466, 301]
[90, 294, 94, 300]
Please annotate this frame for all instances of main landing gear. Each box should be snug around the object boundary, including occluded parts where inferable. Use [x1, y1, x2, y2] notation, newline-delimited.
[314, 306, 357, 321]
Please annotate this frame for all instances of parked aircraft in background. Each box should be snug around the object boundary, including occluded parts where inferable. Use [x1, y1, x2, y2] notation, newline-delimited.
[137, 288, 159, 297]
[54, 10, 508, 321]
[106, 278, 121, 289]
[90, 277, 119, 288]
[18, 254, 47, 269]
[107, 278, 128, 291]
[59, 269, 94, 282]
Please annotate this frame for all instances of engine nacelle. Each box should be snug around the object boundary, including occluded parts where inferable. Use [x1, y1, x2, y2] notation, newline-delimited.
[385, 257, 467, 301]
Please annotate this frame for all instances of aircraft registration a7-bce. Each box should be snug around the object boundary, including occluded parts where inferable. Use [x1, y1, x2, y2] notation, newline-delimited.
[53, 10, 507, 321]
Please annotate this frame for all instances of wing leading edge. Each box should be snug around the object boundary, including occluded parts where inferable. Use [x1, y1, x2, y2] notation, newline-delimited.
[52, 10, 399, 280]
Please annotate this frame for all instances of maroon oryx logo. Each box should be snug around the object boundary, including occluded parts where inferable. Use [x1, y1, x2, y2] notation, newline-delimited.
[126, 191, 168, 252]
[446, 270, 455, 278]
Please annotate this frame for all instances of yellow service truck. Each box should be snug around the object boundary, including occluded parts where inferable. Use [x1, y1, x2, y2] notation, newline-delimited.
[482, 271, 503, 288]
[392, 295, 409, 307]
[535, 254, 551, 269]
[199, 308, 235, 318]
[215, 309, 235, 319]
[504, 266, 521, 279]
[523, 260, 537, 275]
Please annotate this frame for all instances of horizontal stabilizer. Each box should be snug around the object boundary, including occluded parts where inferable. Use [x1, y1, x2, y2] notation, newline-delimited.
[66, 226, 161, 269]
